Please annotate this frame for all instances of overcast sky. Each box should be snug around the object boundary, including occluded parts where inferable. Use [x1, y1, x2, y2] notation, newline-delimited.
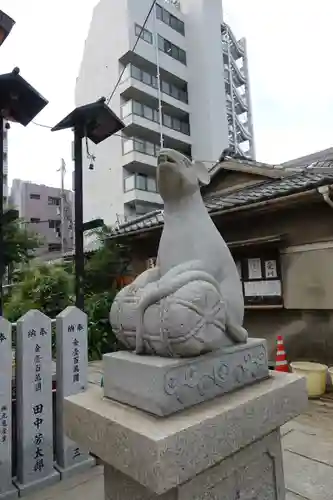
[1, 0, 332, 190]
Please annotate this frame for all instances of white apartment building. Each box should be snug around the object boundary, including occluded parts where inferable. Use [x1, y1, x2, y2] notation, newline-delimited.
[75, 0, 255, 226]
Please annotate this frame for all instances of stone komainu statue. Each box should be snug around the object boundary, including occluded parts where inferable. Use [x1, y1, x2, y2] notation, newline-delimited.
[110, 149, 248, 357]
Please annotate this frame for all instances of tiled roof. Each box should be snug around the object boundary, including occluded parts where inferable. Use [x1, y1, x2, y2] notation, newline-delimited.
[110, 169, 333, 239]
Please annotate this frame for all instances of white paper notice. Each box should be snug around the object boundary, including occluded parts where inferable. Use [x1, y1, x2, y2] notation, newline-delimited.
[244, 281, 262, 297]
[265, 260, 277, 279]
[248, 258, 262, 279]
[244, 280, 282, 297]
[264, 280, 282, 296]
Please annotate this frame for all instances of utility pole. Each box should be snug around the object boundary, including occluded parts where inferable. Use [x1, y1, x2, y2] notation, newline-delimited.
[57, 158, 66, 255]
[153, 4, 164, 149]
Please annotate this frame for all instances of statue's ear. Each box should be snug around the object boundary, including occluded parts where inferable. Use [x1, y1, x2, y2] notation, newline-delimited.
[193, 161, 210, 186]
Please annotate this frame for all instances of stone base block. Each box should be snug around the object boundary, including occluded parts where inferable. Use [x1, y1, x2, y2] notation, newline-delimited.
[64, 371, 307, 495]
[103, 429, 285, 499]
[13, 469, 59, 497]
[0, 486, 18, 500]
[54, 455, 96, 481]
[103, 338, 269, 416]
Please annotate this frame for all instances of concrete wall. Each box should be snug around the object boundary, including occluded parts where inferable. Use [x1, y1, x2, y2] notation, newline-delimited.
[245, 308, 333, 366]
[10, 180, 73, 258]
[180, 0, 229, 162]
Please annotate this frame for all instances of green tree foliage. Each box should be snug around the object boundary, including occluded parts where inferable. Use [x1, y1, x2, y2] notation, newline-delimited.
[4, 263, 74, 322]
[4, 227, 132, 360]
[3, 216, 40, 269]
[84, 229, 131, 295]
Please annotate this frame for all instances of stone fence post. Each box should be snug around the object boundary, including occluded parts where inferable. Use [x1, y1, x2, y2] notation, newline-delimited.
[55, 306, 95, 478]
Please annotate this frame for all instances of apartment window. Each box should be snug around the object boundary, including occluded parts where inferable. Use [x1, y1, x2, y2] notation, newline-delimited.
[48, 243, 62, 253]
[124, 174, 157, 193]
[129, 64, 188, 104]
[151, 75, 158, 88]
[147, 177, 157, 192]
[134, 138, 145, 153]
[156, 4, 185, 36]
[132, 101, 142, 115]
[163, 114, 172, 128]
[121, 100, 132, 118]
[144, 105, 154, 121]
[48, 196, 60, 206]
[30, 193, 40, 200]
[124, 176, 135, 192]
[49, 219, 61, 229]
[158, 35, 186, 65]
[153, 109, 159, 122]
[170, 85, 179, 100]
[123, 136, 159, 157]
[180, 121, 190, 135]
[136, 174, 147, 191]
[131, 65, 141, 80]
[156, 4, 163, 21]
[135, 24, 153, 44]
[30, 218, 40, 223]
[162, 80, 170, 94]
[173, 117, 181, 132]
[123, 137, 134, 155]
[142, 71, 152, 85]
[145, 141, 155, 156]
[122, 100, 190, 135]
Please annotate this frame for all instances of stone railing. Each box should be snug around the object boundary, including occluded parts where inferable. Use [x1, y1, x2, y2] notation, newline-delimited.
[0, 306, 94, 497]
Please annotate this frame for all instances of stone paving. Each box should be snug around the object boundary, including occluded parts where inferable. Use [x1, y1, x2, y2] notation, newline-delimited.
[27, 363, 333, 500]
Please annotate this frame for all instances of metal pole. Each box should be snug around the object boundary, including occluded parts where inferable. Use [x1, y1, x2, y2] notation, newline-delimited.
[73, 128, 84, 310]
[59, 158, 66, 254]
[153, 5, 164, 149]
[0, 116, 3, 315]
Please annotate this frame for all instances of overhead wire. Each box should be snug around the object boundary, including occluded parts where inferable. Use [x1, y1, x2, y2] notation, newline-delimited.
[30, 0, 158, 168]
[106, 0, 157, 105]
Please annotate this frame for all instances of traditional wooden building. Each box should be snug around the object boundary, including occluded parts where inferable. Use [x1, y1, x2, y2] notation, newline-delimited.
[109, 157, 333, 365]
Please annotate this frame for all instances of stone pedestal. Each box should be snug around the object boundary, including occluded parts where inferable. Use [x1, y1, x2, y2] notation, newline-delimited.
[103, 339, 269, 416]
[64, 371, 307, 499]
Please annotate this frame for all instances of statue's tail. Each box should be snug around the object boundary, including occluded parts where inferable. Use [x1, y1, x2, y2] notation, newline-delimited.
[135, 269, 221, 354]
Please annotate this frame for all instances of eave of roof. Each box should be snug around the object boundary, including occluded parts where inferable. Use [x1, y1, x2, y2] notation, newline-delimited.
[208, 158, 293, 180]
[109, 167, 333, 240]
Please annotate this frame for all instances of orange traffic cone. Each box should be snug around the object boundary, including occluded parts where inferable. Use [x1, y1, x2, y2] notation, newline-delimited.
[275, 335, 289, 372]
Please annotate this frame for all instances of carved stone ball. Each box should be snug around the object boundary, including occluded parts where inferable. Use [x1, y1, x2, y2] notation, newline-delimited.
[110, 279, 231, 357]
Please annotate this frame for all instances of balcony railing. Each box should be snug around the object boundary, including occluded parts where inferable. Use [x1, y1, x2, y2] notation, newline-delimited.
[124, 173, 157, 194]
[121, 100, 190, 136]
[123, 137, 160, 158]
[123, 64, 188, 105]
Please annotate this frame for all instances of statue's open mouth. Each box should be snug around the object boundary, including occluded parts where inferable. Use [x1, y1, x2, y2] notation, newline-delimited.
[158, 154, 177, 166]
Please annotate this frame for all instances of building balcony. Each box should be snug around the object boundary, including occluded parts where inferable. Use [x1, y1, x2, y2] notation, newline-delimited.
[124, 173, 162, 208]
[124, 188, 162, 207]
[119, 65, 189, 114]
[121, 100, 192, 150]
[122, 150, 157, 176]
